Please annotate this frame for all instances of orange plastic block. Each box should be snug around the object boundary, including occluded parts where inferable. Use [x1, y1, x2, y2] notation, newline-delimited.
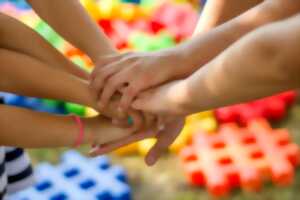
[180, 119, 300, 197]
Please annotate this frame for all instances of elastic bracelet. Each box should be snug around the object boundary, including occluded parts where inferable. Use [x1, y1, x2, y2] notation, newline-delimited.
[72, 115, 85, 148]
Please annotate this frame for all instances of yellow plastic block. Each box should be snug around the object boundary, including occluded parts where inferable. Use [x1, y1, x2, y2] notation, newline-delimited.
[138, 138, 156, 156]
[170, 112, 217, 153]
[98, 0, 120, 19]
[80, 0, 102, 20]
[118, 4, 139, 21]
[85, 108, 99, 117]
[115, 143, 139, 155]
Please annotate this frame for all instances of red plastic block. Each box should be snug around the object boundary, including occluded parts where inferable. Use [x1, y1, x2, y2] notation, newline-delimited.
[215, 91, 297, 125]
[98, 19, 131, 49]
[152, 3, 198, 40]
[180, 119, 300, 197]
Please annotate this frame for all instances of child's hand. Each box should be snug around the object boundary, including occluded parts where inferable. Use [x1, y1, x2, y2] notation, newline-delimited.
[95, 94, 155, 132]
[83, 116, 137, 146]
[89, 48, 187, 113]
[132, 80, 193, 117]
[88, 116, 185, 166]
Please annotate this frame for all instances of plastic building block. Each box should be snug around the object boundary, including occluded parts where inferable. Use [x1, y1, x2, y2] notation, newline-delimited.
[8, 150, 132, 200]
[152, 3, 198, 40]
[0, 0, 31, 10]
[34, 21, 64, 49]
[0, 93, 66, 114]
[115, 111, 217, 155]
[64, 102, 86, 116]
[180, 118, 300, 197]
[215, 91, 297, 125]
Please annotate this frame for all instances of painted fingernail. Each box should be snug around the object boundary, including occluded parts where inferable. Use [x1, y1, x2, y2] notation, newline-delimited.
[127, 117, 133, 125]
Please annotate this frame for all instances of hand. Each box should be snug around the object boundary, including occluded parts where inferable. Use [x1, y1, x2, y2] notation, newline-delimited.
[132, 80, 193, 117]
[89, 48, 187, 113]
[83, 116, 138, 146]
[88, 117, 185, 166]
[94, 94, 155, 132]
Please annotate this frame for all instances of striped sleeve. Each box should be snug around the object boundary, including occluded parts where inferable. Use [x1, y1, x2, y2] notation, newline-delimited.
[4, 147, 35, 194]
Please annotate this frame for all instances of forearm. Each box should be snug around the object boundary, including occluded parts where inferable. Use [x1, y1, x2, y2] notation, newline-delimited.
[177, 0, 300, 77]
[27, 0, 116, 62]
[0, 13, 88, 80]
[194, 0, 262, 34]
[184, 17, 300, 113]
[0, 104, 86, 147]
[0, 49, 97, 109]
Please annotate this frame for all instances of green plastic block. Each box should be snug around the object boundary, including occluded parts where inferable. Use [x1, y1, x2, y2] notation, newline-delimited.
[35, 21, 63, 49]
[65, 103, 86, 116]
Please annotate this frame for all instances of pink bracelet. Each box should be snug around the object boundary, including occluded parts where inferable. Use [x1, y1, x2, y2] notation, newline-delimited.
[72, 115, 85, 148]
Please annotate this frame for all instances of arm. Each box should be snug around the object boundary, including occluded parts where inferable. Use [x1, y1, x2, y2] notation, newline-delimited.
[179, 0, 300, 76]
[0, 104, 134, 148]
[194, 0, 262, 34]
[0, 13, 88, 80]
[0, 48, 143, 128]
[0, 48, 96, 109]
[26, 0, 117, 62]
[132, 14, 300, 116]
[90, 0, 300, 111]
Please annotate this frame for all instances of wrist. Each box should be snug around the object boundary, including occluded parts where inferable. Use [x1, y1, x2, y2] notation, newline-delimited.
[168, 80, 197, 116]
[81, 118, 96, 145]
[171, 45, 200, 79]
[90, 51, 119, 65]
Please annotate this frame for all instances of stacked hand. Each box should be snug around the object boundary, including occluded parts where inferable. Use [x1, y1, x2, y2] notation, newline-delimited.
[89, 48, 193, 166]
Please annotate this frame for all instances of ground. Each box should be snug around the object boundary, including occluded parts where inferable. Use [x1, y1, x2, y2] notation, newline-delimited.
[28, 104, 300, 200]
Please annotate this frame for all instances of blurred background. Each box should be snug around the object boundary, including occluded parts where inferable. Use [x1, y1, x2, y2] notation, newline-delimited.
[1, 0, 300, 200]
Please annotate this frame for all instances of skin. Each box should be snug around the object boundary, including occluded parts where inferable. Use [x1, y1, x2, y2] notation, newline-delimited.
[90, 0, 300, 166]
[0, 104, 136, 149]
[90, 0, 300, 113]
[26, 0, 117, 63]
[0, 49, 143, 148]
[89, 0, 265, 164]
[132, 14, 300, 116]
[0, 47, 145, 130]
[0, 13, 88, 80]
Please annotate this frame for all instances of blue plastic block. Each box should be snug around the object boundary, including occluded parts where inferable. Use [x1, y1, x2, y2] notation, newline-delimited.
[8, 151, 132, 200]
[0, 92, 65, 114]
[0, 0, 31, 10]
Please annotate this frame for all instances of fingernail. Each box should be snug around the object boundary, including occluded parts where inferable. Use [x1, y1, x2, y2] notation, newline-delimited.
[146, 156, 156, 166]
[127, 117, 133, 125]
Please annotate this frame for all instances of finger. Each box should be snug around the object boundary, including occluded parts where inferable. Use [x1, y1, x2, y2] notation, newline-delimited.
[132, 92, 152, 112]
[119, 80, 146, 112]
[145, 119, 184, 166]
[89, 130, 156, 156]
[90, 54, 123, 80]
[90, 66, 122, 101]
[127, 109, 144, 132]
[112, 118, 130, 128]
[99, 70, 132, 109]
[144, 112, 156, 129]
